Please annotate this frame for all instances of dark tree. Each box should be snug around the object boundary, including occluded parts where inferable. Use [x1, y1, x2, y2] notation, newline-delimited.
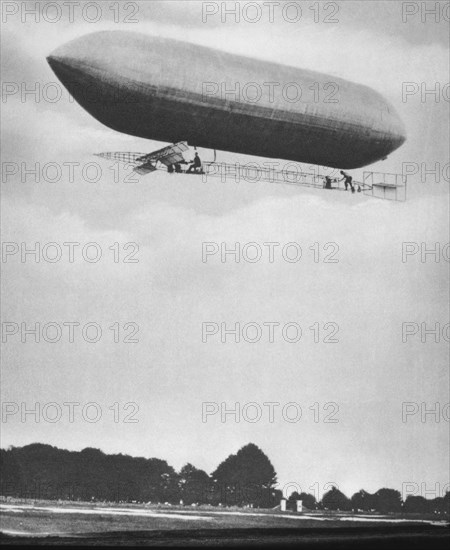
[374, 488, 402, 513]
[298, 491, 317, 510]
[211, 443, 278, 507]
[403, 495, 429, 514]
[443, 491, 450, 515]
[351, 489, 376, 512]
[0, 448, 21, 496]
[403, 492, 450, 516]
[432, 491, 450, 516]
[179, 463, 210, 504]
[321, 486, 351, 511]
[0, 442, 281, 508]
[0, 444, 179, 503]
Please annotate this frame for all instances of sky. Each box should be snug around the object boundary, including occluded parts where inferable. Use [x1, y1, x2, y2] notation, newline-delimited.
[1, 1, 449, 500]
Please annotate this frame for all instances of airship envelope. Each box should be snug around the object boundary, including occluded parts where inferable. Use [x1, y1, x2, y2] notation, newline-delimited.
[47, 31, 406, 169]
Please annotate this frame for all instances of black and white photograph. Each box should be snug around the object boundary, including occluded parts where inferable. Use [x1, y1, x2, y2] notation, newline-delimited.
[1, 0, 449, 547]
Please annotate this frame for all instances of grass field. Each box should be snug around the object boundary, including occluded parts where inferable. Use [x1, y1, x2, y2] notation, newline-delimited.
[1, 500, 448, 547]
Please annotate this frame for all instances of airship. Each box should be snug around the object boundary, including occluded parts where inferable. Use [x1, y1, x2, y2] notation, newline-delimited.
[47, 30, 406, 171]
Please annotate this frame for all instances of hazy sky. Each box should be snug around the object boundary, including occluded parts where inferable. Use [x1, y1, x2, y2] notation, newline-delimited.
[1, 1, 449, 499]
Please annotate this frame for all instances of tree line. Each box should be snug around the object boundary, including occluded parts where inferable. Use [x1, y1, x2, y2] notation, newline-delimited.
[287, 487, 449, 515]
[1, 443, 448, 515]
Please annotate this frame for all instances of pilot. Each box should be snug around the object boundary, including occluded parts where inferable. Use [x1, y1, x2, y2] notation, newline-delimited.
[340, 170, 354, 192]
[187, 152, 202, 173]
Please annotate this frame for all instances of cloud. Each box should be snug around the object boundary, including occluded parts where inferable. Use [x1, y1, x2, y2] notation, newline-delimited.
[1, 186, 448, 491]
